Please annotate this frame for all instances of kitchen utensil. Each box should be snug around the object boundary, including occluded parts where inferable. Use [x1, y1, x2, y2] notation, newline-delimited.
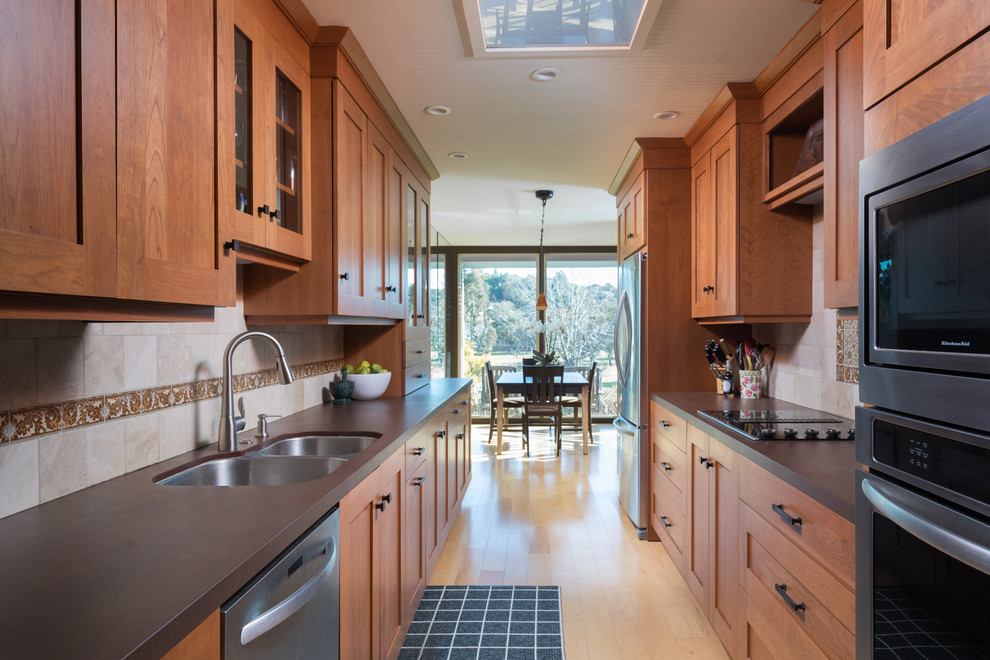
[713, 341, 727, 365]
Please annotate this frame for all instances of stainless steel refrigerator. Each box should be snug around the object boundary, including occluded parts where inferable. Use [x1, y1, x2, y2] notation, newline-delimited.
[613, 251, 648, 535]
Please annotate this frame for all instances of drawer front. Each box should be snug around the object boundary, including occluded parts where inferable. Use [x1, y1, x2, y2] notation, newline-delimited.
[405, 428, 433, 474]
[447, 398, 469, 420]
[741, 503, 855, 659]
[650, 479, 686, 571]
[651, 431, 687, 512]
[742, 590, 830, 660]
[739, 459, 855, 590]
[404, 363, 431, 394]
[405, 339, 430, 367]
[650, 400, 688, 453]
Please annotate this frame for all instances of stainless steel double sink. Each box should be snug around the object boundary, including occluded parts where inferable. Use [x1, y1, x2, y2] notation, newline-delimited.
[155, 433, 380, 487]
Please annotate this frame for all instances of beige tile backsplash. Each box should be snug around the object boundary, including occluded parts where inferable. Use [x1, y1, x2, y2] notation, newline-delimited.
[752, 209, 859, 419]
[0, 275, 345, 520]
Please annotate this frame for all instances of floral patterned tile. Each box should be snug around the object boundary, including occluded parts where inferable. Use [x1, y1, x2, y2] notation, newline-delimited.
[105, 391, 142, 420]
[61, 395, 107, 429]
[0, 411, 14, 444]
[170, 383, 196, 406]
[11, 404, 61, 439]
[141, 386, 172, 413]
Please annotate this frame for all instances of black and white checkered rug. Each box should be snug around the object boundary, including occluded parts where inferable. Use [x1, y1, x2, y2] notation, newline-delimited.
[399, 585, 565, 660]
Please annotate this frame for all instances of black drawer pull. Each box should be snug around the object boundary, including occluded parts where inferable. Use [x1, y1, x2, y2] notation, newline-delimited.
[660, 515, 672, 529]
[412, 447, 425, 456]
[452, 409, 460, 414]
[413, 477, 425, 487]
[460, 400, 469, 405]
[626, 232, 634, 239]
[416, 349, 426, 354]
[660, 461, 672, 473]
[375, 492, 391, 511]
[416, 373, 426, 379]
[456, 433, 464, 440]
[772, 503, 802, 526]
[774, 583, 805, 612]
[339, 272, 350, 280]
[660, 420, 671, 429]
[698, 456, 713, 469]
[386, 285, 397, 292]
[437, 431, 446, 439]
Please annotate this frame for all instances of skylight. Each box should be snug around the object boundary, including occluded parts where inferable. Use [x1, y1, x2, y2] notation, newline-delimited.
[462, 0, 662, 57]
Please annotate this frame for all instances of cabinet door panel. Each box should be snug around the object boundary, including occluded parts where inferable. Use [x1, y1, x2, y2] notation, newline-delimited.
[0, 0, 116, 297]
[340, 481, 378, 660]
[366, 123, 389, 318]
[334, 82, 368, 315]
[686, 426, 709, 604]
[691, 153, 712, 316]
[387, 157, 407, 318]
[379, 460, 404, 660]
[116, 0, 228, 306]
[710, 129, 738, 317]
[403, 462, 428, 627]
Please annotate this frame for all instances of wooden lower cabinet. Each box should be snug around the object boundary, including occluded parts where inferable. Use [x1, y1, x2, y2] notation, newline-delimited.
[340, 450, 404, 660]
[342, 386, 471, 660]
[651, 414, 855, 660]
[162, 610, 220, 660]
[685, 426, 741, 657]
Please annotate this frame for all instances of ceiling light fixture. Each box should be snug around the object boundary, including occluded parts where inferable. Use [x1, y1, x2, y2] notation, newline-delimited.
[424, 105, 452, 116]
[654, 111, 680, 120]
[535, 189, 553, 312]
[448, 152, 469, 159]
[529, 67, 560, 82]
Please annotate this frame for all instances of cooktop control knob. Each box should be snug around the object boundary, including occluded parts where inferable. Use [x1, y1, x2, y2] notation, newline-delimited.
[804, 428, 820, 439]
[847, 428, 855, 440]
[758, 428, 776, 440]
[782, 428, 798, 439]
[825, 428, 841, 440]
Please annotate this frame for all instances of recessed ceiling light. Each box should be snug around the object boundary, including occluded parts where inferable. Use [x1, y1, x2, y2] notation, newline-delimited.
[529, 67, 561, 82]
[424, 105, 452, 116]
[654, 111, 680, 120]
[448, 152, 469, 160]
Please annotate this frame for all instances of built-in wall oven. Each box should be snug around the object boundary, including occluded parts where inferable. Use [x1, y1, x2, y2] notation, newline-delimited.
[858, 92, 990, 659]
[856, 407, 990, 658]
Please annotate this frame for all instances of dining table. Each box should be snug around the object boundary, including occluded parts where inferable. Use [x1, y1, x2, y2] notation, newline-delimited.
[494, 371, 591, 455]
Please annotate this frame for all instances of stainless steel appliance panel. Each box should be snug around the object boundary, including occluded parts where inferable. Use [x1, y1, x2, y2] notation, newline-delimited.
[614, 252, 647, 531]
[222, 509, 340, 659]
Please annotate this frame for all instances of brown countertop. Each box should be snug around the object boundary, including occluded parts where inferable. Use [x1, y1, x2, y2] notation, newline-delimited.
[0, 378, 471, 659]
[651, 392, 856, 521]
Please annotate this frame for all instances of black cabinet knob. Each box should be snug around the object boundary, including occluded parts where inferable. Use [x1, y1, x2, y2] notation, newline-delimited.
[339, 273, 349, 280]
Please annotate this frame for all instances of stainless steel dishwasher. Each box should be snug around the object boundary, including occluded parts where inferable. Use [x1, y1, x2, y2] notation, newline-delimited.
[221, 508, 339, 659]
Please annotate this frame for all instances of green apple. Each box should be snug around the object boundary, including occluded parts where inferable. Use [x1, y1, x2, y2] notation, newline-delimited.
[371, 363, 383, 373]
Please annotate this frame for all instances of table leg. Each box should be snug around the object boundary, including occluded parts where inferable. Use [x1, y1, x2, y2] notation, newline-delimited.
[582, 384, 590, 455]
[496, 386, 504, 455]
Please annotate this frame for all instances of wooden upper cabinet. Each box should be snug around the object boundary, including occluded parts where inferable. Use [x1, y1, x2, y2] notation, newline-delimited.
[0, 0, 233, 313]
[116, 0, 232, 307]
[863, 0, 990, 108]
[617, 172, 646, 262]
[334, 81, 370, 315]
[229, 0, 311, 269]
[823, 1, 864, 309]
[688, 88, 812, 323]
[405, 174, 431, 340]
[0, 0, 116, 299]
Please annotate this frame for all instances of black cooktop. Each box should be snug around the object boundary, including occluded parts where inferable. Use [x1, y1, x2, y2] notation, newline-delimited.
[697, 409, 855, 441]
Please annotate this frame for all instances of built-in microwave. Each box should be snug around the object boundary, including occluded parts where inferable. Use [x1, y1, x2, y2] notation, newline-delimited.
[860, 93, 990, 433]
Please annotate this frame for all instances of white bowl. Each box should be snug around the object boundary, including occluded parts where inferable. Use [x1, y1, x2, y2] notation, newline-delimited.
[348, 372, 391, 400]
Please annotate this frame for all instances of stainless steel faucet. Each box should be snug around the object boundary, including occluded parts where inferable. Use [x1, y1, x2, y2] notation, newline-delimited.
[218, 331, 295, 452]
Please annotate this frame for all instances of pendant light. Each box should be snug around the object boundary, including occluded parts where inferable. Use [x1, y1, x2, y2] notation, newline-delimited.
[535, 189, 553, 311]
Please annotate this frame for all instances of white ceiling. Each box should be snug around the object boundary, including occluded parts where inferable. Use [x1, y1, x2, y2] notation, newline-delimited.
[301, 0, 820, 246]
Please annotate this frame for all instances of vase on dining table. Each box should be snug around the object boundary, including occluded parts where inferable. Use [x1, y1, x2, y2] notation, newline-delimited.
[531, 349, 558, 366]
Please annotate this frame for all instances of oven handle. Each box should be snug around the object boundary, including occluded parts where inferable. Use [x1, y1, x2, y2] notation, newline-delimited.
[862, 477, 990, 575]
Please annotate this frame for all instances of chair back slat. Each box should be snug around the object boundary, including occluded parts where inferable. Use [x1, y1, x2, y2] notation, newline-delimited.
[522, 365, 565, 405]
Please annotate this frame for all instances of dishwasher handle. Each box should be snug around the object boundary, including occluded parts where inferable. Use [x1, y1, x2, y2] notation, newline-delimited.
[240, 537, 338, 646]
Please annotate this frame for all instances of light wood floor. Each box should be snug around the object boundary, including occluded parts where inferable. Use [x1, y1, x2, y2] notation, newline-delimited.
[431, 423, 730, 660]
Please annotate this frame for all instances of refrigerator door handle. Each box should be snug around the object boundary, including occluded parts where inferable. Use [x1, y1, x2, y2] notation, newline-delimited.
[614, 289, 630, 389]
[613, 416, 638, 436]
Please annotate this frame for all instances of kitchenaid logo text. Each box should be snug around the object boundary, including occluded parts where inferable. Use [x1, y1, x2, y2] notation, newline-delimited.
[941, 340, 971, 347]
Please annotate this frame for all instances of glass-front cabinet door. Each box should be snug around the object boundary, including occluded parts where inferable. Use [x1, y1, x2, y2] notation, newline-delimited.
[406, 176, 430, 339]
[230, 6, 310, 267]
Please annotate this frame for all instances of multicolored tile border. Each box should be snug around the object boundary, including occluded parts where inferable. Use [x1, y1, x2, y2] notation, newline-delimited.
[836, 318, 859, 385]
[0, 358, 344, 445]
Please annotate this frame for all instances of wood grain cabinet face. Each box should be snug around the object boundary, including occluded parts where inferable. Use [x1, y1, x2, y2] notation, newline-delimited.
[823, 1, 864, 309]
[684, 426, 740, 658]
[863, 0, 990, 109]
[691, 130, 739, 319]
[617, 172, 646, 262]
[230, 3, 311, 267]
[340, 450, 404, 660]
[1, 0, 233, 309]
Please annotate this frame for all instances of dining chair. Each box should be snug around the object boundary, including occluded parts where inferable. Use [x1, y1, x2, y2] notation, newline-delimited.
[520, 365, 566, 457]
[485, 361, 524, 442]
[561, 362, 596, 443]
